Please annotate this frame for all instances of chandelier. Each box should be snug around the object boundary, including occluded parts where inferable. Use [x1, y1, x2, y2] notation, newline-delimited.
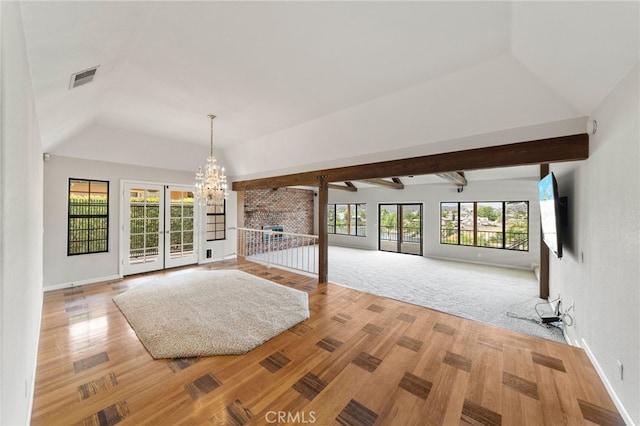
[194, 114, 228, 206]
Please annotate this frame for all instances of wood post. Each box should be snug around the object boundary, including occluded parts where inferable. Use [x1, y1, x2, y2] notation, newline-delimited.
[317, 176, 329, 283]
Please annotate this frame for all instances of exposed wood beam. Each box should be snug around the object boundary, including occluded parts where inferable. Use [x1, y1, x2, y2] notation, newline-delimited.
[361, 178, 404, 190]
[435, 171, 467, 186]
[232, 134, 589, 191]
[328, 182, 358, 192]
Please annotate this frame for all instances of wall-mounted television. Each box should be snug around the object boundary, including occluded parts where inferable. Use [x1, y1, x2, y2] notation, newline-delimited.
[538, 172, 567, 258]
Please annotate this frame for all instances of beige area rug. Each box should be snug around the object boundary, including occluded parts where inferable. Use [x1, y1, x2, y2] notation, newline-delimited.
[112, 270, 309, 359]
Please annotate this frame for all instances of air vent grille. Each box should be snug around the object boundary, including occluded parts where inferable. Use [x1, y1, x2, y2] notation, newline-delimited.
[69, 66, 99, 89]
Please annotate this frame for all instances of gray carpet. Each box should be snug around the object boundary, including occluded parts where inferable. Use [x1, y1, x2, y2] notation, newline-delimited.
[113, 270, 309, 358]
[327, 247, 565, 343]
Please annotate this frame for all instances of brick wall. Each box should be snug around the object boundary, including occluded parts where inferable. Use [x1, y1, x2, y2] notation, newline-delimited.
[244, 188, 314, 235]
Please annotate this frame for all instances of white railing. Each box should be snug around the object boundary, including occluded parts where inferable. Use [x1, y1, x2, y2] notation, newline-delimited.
[236, 227, 319, 276]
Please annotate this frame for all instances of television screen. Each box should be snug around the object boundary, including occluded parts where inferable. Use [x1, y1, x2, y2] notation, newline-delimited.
[538, 172, 562, 258]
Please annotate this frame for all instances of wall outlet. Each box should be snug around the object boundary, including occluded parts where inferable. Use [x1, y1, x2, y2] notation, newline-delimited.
[617, 360, 624, 380]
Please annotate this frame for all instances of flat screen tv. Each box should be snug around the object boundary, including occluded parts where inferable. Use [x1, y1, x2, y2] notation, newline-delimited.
[538, 172, 566, 258]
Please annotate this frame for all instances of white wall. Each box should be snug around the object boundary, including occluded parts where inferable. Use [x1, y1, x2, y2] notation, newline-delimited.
[0, 2, 45, 424]
[200, 190, 238, 263]
[328, 178, 540, 270]
[44, 155, 237, 289]
[52, 122, 214, 174]
[549, 63, 639, 425]
[225, 54, 582, 180]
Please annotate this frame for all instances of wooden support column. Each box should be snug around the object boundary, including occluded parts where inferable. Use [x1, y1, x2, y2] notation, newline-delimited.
[317, 176, 329, 283]
[539, 164, 550, 299]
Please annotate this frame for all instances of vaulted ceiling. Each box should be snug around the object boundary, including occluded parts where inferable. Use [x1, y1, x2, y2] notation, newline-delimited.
[19, 1, 639, 181]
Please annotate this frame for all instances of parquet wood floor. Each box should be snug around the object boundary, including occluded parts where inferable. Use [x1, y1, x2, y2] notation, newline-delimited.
[31, 260, 624, 425]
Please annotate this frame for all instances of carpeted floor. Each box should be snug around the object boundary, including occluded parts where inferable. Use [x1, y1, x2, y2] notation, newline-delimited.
[327, 246, 565, 343]
[113, 269, 309, 358]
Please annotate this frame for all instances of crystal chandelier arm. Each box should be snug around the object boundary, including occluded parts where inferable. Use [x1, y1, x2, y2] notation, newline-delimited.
[195, 114, 227, 207]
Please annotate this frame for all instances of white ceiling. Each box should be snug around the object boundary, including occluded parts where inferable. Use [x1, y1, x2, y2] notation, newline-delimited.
[19, 1, 639, 181]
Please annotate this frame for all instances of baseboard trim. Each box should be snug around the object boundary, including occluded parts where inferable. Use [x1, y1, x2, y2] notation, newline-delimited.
[43, 274, 122, 292]
[427, 255, 533, 271]
[581, 338, 635, 426]
[563, 328, 578, 347]
[44, 256, 240, 292]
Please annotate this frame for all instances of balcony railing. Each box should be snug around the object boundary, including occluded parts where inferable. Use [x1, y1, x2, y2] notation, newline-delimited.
[440, 229, 529, 251]
[236, 227, 319, 275]
[328, 225, 367, 236]
[379, 226, 422, 243]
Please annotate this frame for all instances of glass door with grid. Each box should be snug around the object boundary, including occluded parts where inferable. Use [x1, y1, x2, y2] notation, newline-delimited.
[378, 203, 423, 255]
[124, 184, 164, 275]
[164, 186, 197, 269]
[123, 183, 197, 275]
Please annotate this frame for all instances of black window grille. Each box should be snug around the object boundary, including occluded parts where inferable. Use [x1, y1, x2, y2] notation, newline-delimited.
[327, 203, 366, 236]
[440, 201, 529, 251]
[206, 200, 226, 241]
[68, 179, 109, 255]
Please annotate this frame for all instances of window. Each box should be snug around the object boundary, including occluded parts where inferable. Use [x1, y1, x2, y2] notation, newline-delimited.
[206, 201, 226, 241]
[440, 201, 529, 251]
[68, 179, 109, 255]
[328, 204, 336, 234]
[327, 203, 366, 236]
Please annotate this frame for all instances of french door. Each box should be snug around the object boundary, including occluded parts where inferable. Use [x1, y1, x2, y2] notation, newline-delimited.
[165, 186, 197, 269]
[378, 203, 423, 255]
[122, 183, 197, 275]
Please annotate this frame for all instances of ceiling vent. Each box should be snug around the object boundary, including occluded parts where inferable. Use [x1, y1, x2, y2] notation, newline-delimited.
[69, 66, 99, 89]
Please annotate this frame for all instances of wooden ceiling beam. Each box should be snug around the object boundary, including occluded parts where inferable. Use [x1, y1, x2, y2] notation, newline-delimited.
[436, 171, 467, 186]
[328, 182, 358, 192]
[361, 178, 404, 190]
[231, 134, 589, 191]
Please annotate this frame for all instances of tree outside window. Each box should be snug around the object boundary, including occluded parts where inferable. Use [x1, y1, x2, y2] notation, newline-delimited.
[440, 201, 528, 251]
[328, 203, 366, 237]
[68, 178, 109, 255]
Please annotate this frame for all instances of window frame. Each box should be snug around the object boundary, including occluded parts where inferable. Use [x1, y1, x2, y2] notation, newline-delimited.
[67, 178, 109, 256]
[440, 201, 529, 252]
[378, 203, 423, 256]
[327, 203, 366, 237]
[206, 200, 226, 241]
